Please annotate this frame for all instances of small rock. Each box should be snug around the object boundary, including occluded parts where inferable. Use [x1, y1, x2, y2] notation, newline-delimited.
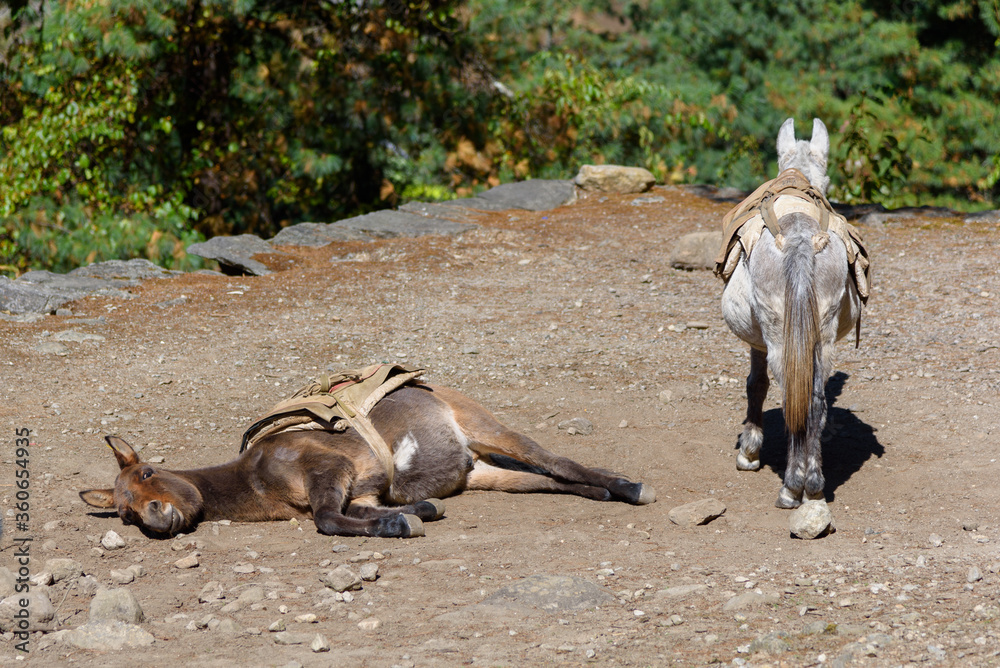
[126, 563, 146, 578]
[221, 585, 264, 613]
[59, 620, 155, 650]
[217, 618, 242, 634]
[199, 581, 225, 603]
[101, 530, 127, 550]
[557, 417, 594, 435]
[927, 644, 946, 661]
[358, 618, 382, 631]
[789, 500, 834, 539]
[668, 498, 726, 526]
[173, 553, 200, 569]
[630, 196, 666, 206]
[928, 533, 944, 548]
[320, 566, 362, 592]
[54, 329, 105, 343]
[232, 563, 255, 574]
[968, 566, 983, 583]
[359, 563, 379, 582]
[749, 631, 790, 654]
[34, 341, 70, 355]
[273, 631, 313, 645]
[268, 619, 286, 632]
[77, 575, 101, 595]
[311, 634, 332, 652]
[295, 613, 317, 623]
[46, 558, 84, 584]
[43, 519, 65, 532]
[685, 321, 709, 330]
[723, 591, 781, 611]
[110, 569, 135, 585]
[30, 572, 54, 586]
[963, 521, 979, 532]
[90, 588, 145, 624]
[655, 584, 708, 599]
[0, 590, 56, 632]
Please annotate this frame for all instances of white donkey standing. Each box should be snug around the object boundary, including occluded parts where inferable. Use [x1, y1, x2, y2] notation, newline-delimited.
[718, 118, 868, 509]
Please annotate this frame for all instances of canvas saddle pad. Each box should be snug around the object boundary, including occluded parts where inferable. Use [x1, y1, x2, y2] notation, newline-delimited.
[240, 363, 425, 487]
[714, 168, 871, 304]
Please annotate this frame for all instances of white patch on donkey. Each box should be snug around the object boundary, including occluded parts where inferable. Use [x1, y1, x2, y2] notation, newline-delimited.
[393, 433, 420, 472]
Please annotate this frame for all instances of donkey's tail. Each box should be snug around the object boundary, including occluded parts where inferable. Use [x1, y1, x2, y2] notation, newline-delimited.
[781, 217, 820, 436]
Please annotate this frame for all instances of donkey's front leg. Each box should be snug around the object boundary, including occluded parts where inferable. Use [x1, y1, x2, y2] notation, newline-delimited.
[347, 495, 446, 523]
[308, 473, 424, 538]
[736, 347, 769, 471]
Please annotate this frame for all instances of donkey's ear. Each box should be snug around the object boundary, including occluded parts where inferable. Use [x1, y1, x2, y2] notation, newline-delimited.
[810, 118, 829, 164]
[105, 435, 140, 469]
[80, 489, 116, 508]
[776, 118, 796, 157]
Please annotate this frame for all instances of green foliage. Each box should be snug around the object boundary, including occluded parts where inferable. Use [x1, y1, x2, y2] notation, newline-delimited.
[1, 0, 496, 277]
[4, 196, 203, 274]
[2, 0, 999, 278]
[469, 0, 1000, 207]
[830, 93, 925, 207]
[488, 54, 739, 185]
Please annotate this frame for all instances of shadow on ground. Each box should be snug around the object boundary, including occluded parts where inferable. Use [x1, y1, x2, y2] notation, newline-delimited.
[755, 372, 884, 502]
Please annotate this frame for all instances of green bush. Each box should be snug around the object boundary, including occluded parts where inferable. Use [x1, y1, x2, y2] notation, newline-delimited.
[2, 0, 998, 278]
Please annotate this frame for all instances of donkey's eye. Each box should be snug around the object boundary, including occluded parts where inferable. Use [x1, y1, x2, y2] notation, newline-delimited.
[141, 469, 154, 480]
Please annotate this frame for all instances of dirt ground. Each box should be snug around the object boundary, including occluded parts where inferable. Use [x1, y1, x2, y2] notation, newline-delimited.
[2, 186, 1000, 667]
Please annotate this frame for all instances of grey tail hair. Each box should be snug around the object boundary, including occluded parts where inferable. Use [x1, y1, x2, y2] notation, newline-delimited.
[781, 223, 819, 436]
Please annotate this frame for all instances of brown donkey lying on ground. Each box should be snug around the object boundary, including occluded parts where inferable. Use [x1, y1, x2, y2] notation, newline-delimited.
[81, 383, 655, 538]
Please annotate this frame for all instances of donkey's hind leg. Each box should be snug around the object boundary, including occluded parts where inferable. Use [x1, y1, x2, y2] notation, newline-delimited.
[777, 349, 830, 508]
[465, 460, 616, 501]
[470, 439, 655, 505]
[736, 347, 770, 471]
[437, 385, 655, 505]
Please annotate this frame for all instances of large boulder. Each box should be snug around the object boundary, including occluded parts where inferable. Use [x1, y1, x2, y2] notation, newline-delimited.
[330, 210, 475, 239]
[186, 234, 287, 276]
[446, 180, 577, 212]
[89, 588, 145, 624]
[670, 231, 723, 271]
[574, 165, 656, 193]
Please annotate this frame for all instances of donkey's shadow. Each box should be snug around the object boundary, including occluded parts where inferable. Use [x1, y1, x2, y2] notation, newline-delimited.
[757, 372, 883, 501]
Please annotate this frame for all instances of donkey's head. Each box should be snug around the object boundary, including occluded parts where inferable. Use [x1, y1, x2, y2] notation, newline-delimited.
[777, 118, 830, 196]
[80, 436, 204, 535]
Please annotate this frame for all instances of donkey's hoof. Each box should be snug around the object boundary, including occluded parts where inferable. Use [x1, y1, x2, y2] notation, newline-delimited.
[775, 487, 802, 509]
[401, 514, 425, 538]
[736, 452, 761, 471]
[425, 498, 446, 520]
[634, 484, 656, 505]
